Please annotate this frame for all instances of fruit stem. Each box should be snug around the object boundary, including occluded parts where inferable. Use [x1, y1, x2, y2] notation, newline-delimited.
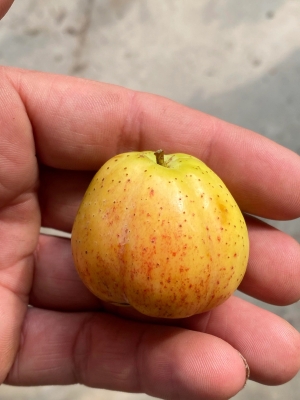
[154, 149, 167, 167]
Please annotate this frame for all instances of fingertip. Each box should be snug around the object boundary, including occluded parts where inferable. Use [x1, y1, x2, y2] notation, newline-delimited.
[140, 328, 249, 400]
[197, 296, 300, 386]
[0, 0, 14, 20]
[258, 320, 300, 385]
[237, 352, 250, 388]
[242, 216, 300, 305]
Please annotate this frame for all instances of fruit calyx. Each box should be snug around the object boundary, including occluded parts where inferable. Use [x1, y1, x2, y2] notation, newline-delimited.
[154, 149, 167, 167]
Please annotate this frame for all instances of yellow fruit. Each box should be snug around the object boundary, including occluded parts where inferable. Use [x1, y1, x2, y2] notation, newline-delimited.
[71, 150, 249, 318]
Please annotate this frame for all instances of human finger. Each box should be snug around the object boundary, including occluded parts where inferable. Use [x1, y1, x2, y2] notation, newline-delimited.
[38, 166, 93, 232]
[30, 234, 101, 311]
[5, 307, 247, 400]
[0, 0, 13, 19]
[0, 65, 40, 383]
[7, 66, 300, 220]
[182, 296, 300, 385]
[239, 214, 300, 305]
[29, 237, 300, 386]
[30, 212, 300, 312]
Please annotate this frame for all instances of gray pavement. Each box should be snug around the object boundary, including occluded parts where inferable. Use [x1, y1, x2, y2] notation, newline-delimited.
[0, 1, 299, 399]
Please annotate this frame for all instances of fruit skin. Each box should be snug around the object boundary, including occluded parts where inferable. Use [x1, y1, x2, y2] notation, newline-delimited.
[71, 151, 249, 319]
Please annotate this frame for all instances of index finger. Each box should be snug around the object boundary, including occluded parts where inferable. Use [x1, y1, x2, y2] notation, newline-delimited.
[6, 66, 300, 220]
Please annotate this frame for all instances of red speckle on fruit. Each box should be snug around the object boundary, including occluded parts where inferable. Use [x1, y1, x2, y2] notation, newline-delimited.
[71, 150, 249, 319]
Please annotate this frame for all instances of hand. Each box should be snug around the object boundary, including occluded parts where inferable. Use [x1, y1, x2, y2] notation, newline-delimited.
[0, 66, 299, 400]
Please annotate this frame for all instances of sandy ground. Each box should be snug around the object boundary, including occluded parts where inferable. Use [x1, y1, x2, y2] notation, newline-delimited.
[0, 1, 299, 399]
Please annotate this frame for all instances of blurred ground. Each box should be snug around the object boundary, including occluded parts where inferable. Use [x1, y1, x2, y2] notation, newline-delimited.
[0, 1, 299, 399]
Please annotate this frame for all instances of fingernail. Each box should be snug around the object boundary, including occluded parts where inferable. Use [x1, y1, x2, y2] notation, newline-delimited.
[238, 352, 250, 387]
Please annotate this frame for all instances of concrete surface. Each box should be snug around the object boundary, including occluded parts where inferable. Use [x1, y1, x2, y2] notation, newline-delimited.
[0, 1, 299, 399]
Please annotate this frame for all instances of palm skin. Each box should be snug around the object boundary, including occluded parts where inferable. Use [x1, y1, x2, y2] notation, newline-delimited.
[0, 66, 299, 400]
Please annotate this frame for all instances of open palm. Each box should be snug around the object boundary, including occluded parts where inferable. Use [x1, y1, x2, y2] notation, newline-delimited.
[0, 67, 300, 400]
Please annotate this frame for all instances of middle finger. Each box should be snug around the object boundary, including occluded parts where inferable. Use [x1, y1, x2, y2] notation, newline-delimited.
[30, 220, 300, 311]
